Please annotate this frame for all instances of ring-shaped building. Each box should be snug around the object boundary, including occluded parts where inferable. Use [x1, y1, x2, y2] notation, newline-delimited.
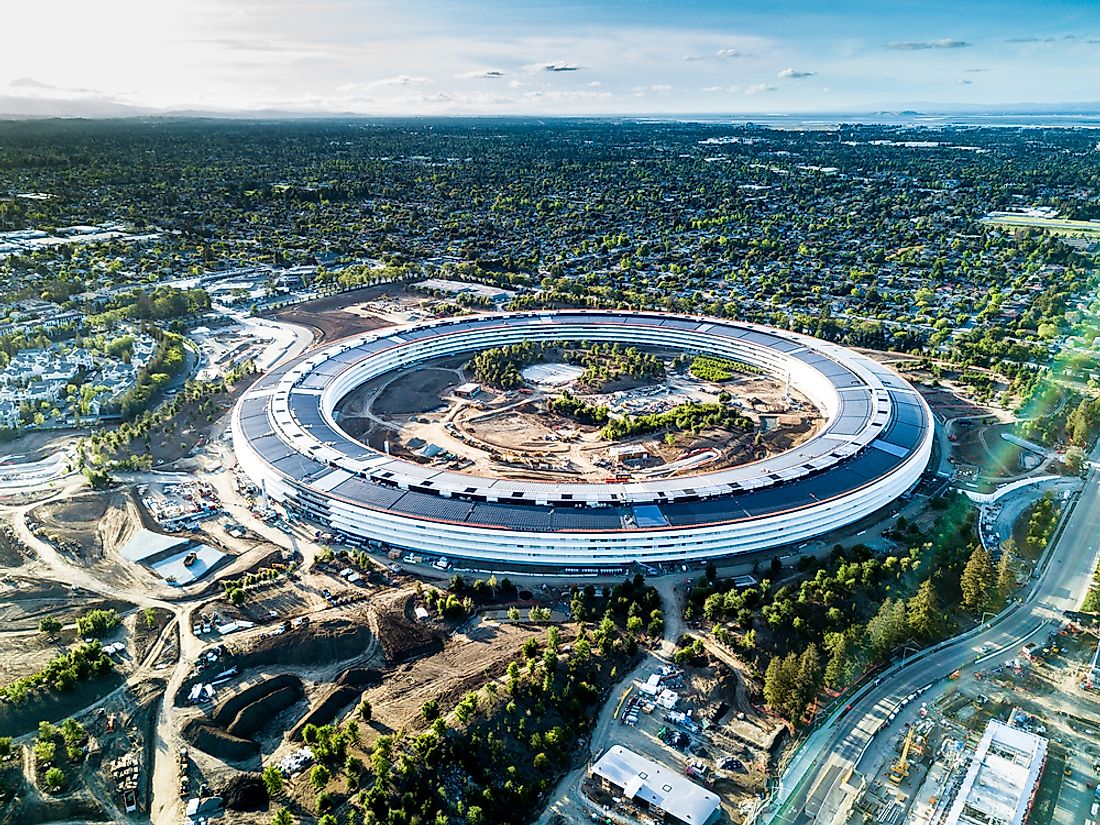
[232, 310, 933, 569]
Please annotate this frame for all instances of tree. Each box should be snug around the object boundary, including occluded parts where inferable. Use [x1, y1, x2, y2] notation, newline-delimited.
[75, 608, 119, 639]
[823, 631, 856, 691]
[960, 546, 995, 613]
[39, 616, 62, 634]
[271, 809, 296, 825]
[794, 644, 822, 714]
[907, 579, 940, 640]
[359, 699, 372, 722]
[42, 766, 65, 791]
[262, 765, 283, 796]
[421, 699, 440, 722]
[996, 542, 1018, 604]
[763, 653, 799, 721]
[309, 764, 330, 791]
[866, 598, 908, 659]
[1064, 445, 1086, 475]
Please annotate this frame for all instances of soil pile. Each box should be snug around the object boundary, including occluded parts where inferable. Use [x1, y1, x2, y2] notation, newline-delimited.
[222, 773, 269, 811]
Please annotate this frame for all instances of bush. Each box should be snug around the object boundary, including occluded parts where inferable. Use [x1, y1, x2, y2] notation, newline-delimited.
[42, 766, 65, 791]
[75, 608, 120, 639]
[38, 616, 62, 634]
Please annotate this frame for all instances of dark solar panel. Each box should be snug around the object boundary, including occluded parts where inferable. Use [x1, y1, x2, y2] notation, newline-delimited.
[552, 508, 624, 530]
[392, 490, 475, 522]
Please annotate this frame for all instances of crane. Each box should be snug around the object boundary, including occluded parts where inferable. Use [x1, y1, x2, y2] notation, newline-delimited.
[889, 727, 915, 784]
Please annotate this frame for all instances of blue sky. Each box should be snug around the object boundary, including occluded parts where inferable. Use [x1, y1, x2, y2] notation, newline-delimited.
[3, 0, 1099, 115]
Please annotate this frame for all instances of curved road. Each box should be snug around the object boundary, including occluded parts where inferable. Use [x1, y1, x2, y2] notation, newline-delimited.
[765, 440, 1100, 824]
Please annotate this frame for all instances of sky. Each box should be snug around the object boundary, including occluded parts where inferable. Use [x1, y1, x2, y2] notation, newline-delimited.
[3, 0, 1100, 116]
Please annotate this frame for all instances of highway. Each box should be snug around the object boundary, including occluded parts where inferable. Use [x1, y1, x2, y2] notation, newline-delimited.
[764, 438, 1100, 825]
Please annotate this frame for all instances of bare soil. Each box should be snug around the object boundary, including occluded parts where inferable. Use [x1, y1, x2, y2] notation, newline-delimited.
[373, 367, 464, 417]
[370, 591, 445, 663]
[267, 285, 396, 344]
[358, 617, 549, 741]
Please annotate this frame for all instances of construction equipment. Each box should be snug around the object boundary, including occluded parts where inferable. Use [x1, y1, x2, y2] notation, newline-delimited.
[889, 727, 915, 784]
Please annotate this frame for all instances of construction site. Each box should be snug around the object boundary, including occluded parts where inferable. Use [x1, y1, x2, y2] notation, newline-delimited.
[848, 618, 1100, 825]
[334, 348, 821, 484]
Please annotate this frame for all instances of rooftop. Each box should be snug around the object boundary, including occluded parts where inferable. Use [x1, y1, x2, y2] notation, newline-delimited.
[590, 746, 719, 825]
[944, 719, 1047, 825]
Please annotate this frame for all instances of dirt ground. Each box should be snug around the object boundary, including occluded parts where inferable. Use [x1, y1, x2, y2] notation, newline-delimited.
[32, 491, 130, 558]
[268, 285, 398, 343]
[373, 367, 464, 417]
[955, 421, 1032, 477]
[358, 616, 551, 742]
[0, 577, 134, 684]
[0, 428, 80, 464]
[336, 349, 822, 483]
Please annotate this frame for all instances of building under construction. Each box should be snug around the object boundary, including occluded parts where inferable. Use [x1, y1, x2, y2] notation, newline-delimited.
[942, 719, 1047, 825]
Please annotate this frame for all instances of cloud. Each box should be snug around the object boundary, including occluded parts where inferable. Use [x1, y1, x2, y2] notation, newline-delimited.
[887, 38, 971, 50]
[683, 48, 747, 62]
[957, 78, 973, 85]
[9, 77, 56, 89]
[457, 69, 505, 80]
[963, 67, 988, 73]
[369, 75, 432, 87]
[745, 83, 777, 95]
[777, 67, 816, 79]
[701, 85, 740, 93]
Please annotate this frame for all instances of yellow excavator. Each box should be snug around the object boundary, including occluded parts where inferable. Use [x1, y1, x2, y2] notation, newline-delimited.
[889, 727, 915, 784]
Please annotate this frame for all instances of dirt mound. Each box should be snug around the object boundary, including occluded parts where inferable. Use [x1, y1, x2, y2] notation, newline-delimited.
[182, 718, 258, 762]
[373, 597, 444, 663]
[288, 667, 381, 739]
[226, 684, 304, 738]
[211, 674, 303, 728]
[222, 773, 269, 812]
[241, 618, 374, 669]
[182, 675, 306, 760]
[290, 685, 361, 740]
[336, 667, 382, 689]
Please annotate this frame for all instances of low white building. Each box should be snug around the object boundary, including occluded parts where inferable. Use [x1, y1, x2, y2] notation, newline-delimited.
[589, 746, 720, 825]
[943, 719, 1047, 825]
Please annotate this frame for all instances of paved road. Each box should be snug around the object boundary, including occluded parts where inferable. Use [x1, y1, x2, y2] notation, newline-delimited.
[766, 441, 1100, 825]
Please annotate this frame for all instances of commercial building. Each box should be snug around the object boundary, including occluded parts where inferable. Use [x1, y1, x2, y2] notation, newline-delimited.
[589, 746, 719, 825]
[943, 719, 1047, 825]
[233, 310, 933, 568]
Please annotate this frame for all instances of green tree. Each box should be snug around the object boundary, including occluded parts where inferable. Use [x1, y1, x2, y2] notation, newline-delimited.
[271, 809, 296, 825]
[907, 579, 941, 640]
[794, 644, 822, 715]
[39, 616, 62, 634]
[262, 765, 283, 796]
[822, 630, 856, 691]
[763, 653, 799, 721]
[309, 764, 330, 791]
[359, 699, 372, 722]
[960, 546, 995, 613]
[42, 766, 65, 791]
